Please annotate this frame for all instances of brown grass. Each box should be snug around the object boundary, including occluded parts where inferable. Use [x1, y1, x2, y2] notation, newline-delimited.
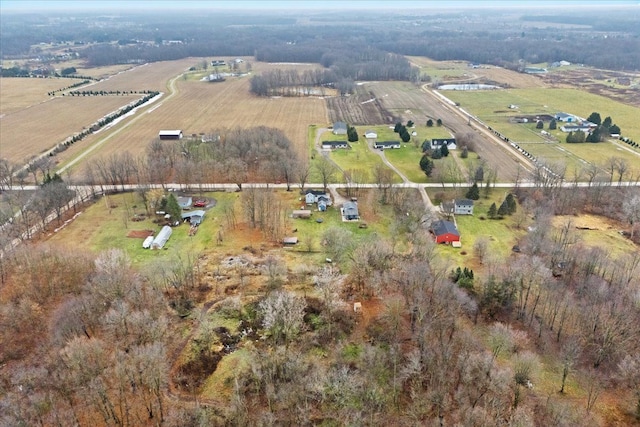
[0, 95, 140, 164]
[0, 76, 86, 115]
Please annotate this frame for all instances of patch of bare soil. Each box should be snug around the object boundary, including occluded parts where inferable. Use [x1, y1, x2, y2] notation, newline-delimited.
[126, 229, 154, 238]
[326, 86, 394, 125]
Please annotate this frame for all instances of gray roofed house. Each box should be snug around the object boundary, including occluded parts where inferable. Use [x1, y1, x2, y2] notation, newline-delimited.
[333, 122, 348, 135]
[177, 196, 193, 210]
[454, 199, 474, 215]
[342, 201, 360, 221]
[430, 138, 457, 150]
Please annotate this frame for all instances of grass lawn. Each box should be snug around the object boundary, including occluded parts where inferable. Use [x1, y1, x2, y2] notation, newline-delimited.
[427, 189, 529, 269]
[384, 146, 427, 182]
[45, 191, 236, 265]
[329, 141, 403, 183]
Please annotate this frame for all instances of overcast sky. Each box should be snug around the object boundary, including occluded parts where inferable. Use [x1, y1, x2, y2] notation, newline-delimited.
[1, 0, 638, 12]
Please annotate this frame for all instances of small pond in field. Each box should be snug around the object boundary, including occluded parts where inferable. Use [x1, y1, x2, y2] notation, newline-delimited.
[438, 84, 501, 90]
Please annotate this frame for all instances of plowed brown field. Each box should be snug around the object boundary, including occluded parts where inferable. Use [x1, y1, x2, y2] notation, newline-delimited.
[0, 95, 140, 163]
[52, 60, 328, 174]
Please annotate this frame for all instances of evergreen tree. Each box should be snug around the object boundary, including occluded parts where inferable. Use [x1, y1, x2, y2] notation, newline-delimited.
[165, 193, 183, 222]
[461, 146, 469, 158]
[610, 124, 621, 134]
[440, 144, 449, 157]
[431, 148, 443, 159]
[419, 155, 433, 177]
[549, 118, 557, 130]
[497, 200, 508, 218]
[602, 116, 612, 129]
[426, 119, 434, 127]
[437, 118, 443, 126]
[474, 166, 484, 182]
[505, 193, 517, 214]
[466, 182, 480, 200]
[347, 126, 359, 142]
[400, 128, 411, 143]
[587, 112, 602, 125]
[407, 120, 414, 128]
[394, 122, 403, 133]
[488, 202, 497, 219]
[536, 120, 544, 129]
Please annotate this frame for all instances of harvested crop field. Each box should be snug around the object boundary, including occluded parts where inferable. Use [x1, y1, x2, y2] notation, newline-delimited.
[0, 76, 87, 115]
[0, 94, 140, 164]
[541, 67, 640, 107]
[56, 60, 328, 174]
[326, 84, 392, 125]
[86, 59, 197, 92]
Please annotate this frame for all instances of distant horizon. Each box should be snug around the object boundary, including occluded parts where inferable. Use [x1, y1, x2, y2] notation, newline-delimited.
[1, 0, 638, 12]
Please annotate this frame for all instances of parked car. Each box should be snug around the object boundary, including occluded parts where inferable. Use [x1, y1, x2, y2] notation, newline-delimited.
[193, 199, 207, 207]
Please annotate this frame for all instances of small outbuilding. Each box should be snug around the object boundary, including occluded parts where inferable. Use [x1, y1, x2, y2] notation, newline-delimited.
[283, 236, 298, 245]
[364, 130, 378, 139]
[142, 235, 154, 249]
[333, 121, 348, 135]
[322, 141, 350, 150]
[374, 141, 401, 150]
[431, 220, 460, 244]
[159, 130, 183, 140]
[292, 209, 312, 219]
[342, 201, 360, 221]
[151, 225, 173, 249]
[181, 209, 206, 226]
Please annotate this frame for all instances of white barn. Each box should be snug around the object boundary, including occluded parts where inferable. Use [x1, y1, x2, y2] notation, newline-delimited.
[159, 130, 183, 140]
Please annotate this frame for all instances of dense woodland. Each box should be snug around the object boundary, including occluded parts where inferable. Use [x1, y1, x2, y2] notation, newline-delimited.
[2, 7, 639, 73]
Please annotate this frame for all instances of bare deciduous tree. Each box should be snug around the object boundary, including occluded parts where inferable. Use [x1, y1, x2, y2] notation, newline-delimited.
[259, 290, 306, 347]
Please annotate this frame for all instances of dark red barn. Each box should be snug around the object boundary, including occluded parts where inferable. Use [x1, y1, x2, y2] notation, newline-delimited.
[431, 220, 460, 244]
